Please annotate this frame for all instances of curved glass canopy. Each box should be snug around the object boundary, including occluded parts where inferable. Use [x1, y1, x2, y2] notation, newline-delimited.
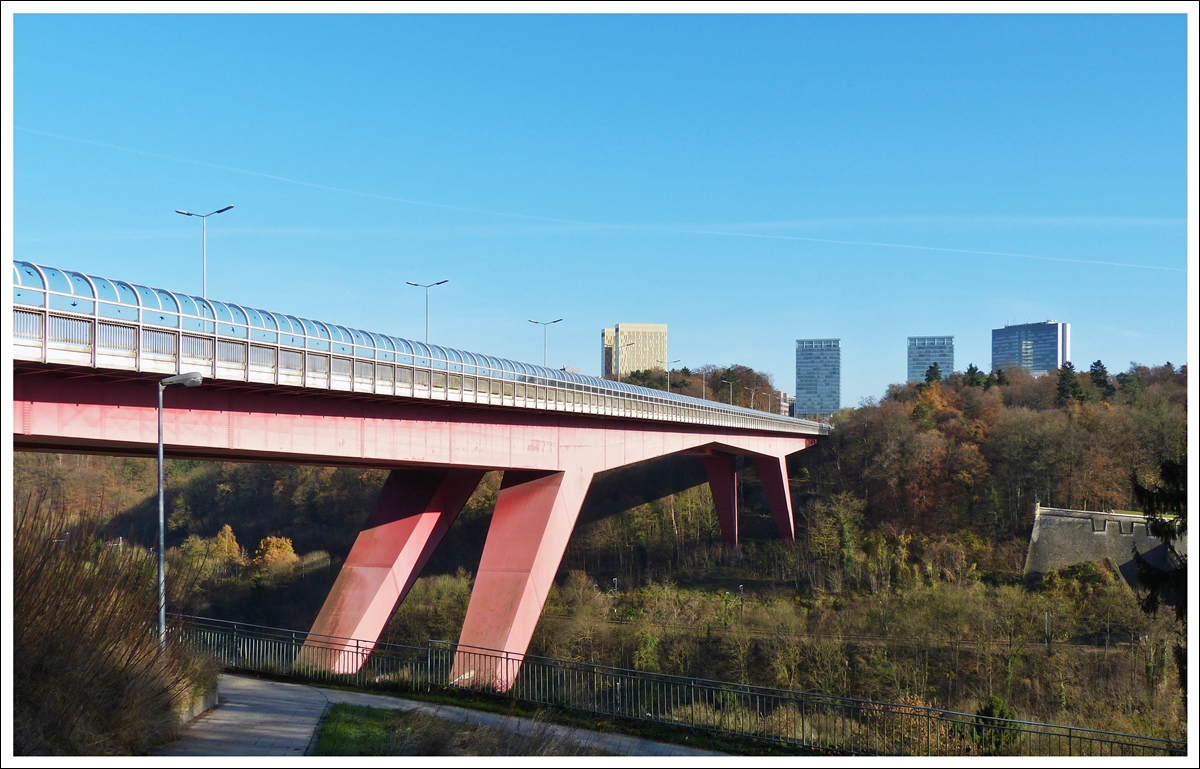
[13, 260, 821, 430]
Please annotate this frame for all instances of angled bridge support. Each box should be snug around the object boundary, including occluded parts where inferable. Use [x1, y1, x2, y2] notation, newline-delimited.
[302, 468, 484, 672]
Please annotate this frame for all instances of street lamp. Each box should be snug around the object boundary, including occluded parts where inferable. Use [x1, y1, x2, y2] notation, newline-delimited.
[721, 379, 734, 404]
[529, 318, 563, 367]
[157, 371, 203, 653]
[744, 386, 758, 410]
[406, 280, 449, 345]
[660, 358, 681, 393]
[174, 206, 234, 299]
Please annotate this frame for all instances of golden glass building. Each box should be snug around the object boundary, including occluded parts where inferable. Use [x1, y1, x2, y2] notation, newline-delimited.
[601, 323, 668, 380]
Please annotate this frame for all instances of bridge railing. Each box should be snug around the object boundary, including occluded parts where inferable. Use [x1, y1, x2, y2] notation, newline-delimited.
[13, 260, 830, 436]
[173, 615, 1184, 757]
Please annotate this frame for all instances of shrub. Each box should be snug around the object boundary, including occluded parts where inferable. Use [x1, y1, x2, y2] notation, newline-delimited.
[974, 694, 1019, 754]
[862, 694, 976, 756]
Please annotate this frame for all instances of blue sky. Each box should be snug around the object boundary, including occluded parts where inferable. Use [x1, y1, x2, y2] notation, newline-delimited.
[10, 13, 1190, 405]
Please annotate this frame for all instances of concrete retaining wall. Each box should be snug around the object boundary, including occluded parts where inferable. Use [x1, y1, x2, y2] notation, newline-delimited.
[1023, 505, 1183, 587]
[179, 683, 220, 725]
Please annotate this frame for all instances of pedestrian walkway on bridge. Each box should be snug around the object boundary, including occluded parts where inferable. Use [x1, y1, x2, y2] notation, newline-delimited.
[155, 673, 721, 757]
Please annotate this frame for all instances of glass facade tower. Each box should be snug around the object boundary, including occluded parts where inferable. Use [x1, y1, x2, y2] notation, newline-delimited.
[991, 321, 1071, 376]
[907, 336, 954, 382]
[795, 339, 840, 416]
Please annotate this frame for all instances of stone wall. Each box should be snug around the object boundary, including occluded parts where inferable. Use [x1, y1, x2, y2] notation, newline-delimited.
[1023, 504, 1183, 588]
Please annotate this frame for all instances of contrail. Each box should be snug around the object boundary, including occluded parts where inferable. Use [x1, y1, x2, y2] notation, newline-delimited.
[644, 227, 1187, 272]
[16, 126, 1185, 273]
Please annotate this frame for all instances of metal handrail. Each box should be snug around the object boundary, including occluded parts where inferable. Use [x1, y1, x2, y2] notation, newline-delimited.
[172, 614, 1184, 756]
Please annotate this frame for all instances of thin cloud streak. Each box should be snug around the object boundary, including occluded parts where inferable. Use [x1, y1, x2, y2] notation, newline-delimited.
[14, 223, 604, 243]
[707, 215, 1186, 229]
[16, 126, 1185, 273]
[641, 227, 1186, 272]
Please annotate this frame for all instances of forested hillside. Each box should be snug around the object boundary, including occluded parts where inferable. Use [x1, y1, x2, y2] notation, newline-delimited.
[806, 361, 1186, 537]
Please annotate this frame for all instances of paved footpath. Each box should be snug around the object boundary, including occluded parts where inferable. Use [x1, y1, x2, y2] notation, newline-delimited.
[156, 673, 721, 756]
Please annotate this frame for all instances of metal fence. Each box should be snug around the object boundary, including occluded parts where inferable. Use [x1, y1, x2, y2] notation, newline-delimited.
[174, 615, 1185, 757]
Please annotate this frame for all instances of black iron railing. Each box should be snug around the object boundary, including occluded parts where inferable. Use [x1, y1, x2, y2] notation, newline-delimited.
[174, 614, 1185, 757]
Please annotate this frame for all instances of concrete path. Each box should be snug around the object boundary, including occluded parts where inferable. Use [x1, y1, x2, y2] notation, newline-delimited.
[156, 675, 328, 756]
[157, 673, 721, 756]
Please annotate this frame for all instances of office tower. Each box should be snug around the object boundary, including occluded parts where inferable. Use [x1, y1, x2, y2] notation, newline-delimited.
[907, 336, 955, 382]
[601, 329, 616, 378]
[795, 339, 840, 416]
[991, 321, 1071, 376]
[601, 323, 668, 380]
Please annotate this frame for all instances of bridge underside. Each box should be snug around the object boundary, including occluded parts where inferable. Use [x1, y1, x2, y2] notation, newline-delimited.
[14, 364, 819, 688]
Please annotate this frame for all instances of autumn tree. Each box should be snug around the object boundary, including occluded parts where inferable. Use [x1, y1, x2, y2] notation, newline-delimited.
[252, 535, 299, 576]
[214, 524, 246, 564]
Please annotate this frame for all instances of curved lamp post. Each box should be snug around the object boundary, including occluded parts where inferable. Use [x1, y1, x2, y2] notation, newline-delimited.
[174, 206, 234, 299]
[721, 378, 734, 405]
[529, 318, 563, 367]
[158, 371, 204, 652]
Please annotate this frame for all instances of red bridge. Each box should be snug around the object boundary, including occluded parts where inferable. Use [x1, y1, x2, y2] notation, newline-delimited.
[12, 261, 826, 685]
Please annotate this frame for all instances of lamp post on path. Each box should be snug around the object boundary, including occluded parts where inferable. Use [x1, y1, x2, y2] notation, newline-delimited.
[158, 372, 204, 653]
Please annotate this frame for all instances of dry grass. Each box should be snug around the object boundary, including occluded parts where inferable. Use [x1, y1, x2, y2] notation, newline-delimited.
[13, 493, 216, 755]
